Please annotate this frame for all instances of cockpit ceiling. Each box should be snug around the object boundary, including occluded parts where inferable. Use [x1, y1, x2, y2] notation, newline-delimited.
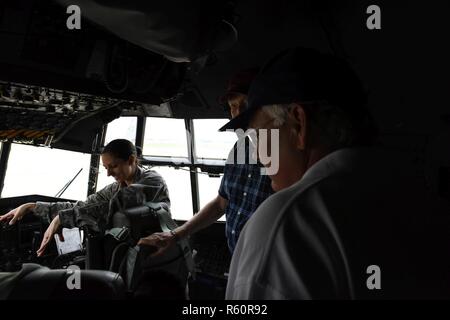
[0, 0, 191, 120]
[2, 0, 449, 145]
[0, 81, 171, 152]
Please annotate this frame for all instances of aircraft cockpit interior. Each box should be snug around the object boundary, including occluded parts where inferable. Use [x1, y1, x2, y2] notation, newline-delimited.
[1, 0, 450, 302]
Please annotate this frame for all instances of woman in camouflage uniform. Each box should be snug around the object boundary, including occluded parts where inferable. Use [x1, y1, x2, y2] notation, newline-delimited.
[0, 139, 170, 256]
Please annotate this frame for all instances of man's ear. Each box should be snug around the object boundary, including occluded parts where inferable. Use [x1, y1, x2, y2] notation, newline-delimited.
[289, 103, 307, 150]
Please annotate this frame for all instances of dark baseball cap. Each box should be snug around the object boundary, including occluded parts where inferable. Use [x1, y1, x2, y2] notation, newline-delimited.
[219, 47, 367, 131]
[218, 67, 260, 106]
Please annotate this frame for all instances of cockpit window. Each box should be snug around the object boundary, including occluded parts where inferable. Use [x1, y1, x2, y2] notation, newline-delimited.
[143, 118, 188, 158]
[193, 119, 236, 160]
[104, 117, 137, 144]
[2, 144, 91, 200]
[95, 117, 237, 221]
[149, 166, 193, 220]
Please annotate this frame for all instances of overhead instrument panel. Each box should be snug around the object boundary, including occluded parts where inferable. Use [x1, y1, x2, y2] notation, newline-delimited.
[0, 81, 166, 152]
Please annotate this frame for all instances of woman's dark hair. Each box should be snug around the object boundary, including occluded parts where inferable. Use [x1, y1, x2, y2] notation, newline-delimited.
[102, 139, 137, 161]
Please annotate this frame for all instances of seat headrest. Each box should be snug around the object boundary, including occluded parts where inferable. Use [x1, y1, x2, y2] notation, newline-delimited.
[7, 264, 126, 300]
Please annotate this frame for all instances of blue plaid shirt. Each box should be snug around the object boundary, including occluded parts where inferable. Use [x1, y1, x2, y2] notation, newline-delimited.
[219, 138, 274, 253]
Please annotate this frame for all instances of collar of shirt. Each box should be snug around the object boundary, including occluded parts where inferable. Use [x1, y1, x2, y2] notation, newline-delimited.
[288, 147, 376, 195]
[119, 166, 145, 189]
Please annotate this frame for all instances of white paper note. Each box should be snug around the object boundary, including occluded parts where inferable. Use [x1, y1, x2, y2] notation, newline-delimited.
[54, 227, 83, 255]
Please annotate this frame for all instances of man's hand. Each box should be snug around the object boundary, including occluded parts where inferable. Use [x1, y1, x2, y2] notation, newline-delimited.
[37, 215, 63, 257]
[138, 231, 177, 257]
[0, 203, 35, 225]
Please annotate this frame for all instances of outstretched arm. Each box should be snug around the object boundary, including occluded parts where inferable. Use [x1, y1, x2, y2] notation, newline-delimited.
[138, 194, 228, 256]
[0, 202, 36, 225]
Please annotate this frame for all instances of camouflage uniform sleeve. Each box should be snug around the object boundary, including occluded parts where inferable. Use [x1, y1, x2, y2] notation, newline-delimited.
[33, 183, 118, 226]
[35, 169, 169, 233]
[60, 169, 169, 233]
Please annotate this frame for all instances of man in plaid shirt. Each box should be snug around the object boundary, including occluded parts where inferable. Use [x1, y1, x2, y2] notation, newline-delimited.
[139, 69, 273, 254]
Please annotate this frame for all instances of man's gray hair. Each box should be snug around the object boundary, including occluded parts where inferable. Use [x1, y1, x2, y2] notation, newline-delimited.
[261, 102, 376, 149]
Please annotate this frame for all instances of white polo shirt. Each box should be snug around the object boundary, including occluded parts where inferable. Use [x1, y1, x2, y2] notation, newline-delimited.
[226, 147, 450, 299]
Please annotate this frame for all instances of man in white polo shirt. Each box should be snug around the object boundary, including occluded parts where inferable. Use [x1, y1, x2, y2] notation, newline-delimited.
[223, 47, 450, 299]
